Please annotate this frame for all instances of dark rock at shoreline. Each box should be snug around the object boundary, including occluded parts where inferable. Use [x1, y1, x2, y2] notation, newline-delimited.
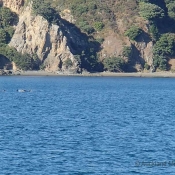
[0, 70, 13, 75]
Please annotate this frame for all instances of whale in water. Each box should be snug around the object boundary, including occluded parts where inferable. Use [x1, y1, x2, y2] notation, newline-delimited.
[17, 89, 31, 92]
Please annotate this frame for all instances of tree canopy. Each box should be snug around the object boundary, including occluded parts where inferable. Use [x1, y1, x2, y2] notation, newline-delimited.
[139, 2, 165, 21]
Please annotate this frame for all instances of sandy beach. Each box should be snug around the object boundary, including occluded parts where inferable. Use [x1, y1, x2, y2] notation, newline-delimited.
[2, 70, 175, 78]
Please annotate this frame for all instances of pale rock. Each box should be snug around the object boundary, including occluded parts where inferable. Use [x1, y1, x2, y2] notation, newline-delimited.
[9, 3, 78, 71]
[12, 62, 18, 71]
[135, 41, 153, 66]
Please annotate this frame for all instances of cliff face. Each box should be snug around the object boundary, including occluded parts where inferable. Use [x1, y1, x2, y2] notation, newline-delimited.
[101, 32, 154, 71]
[7, 3, 80, 71]
[0, 0, 155, 72]
[99, 10, 155, 71]
[9, 5, 76, 71]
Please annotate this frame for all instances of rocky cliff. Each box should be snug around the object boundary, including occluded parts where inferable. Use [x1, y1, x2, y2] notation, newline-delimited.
[1, 0, 174, 72]
[101, 31, 154, 71]
[9, 4, 76, 71]
[1, 0, 96, 72]
[11, 6, 72, 71]
[0, 0, 149, 72]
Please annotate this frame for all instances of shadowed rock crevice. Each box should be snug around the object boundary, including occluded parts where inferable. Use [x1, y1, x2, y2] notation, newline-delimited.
[51, 10, 102, 71]
[42, 32, 52, 61]
[0, 55, 12, 69]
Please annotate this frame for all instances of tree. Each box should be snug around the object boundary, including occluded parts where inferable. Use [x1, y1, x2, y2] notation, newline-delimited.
[0, 7, 16, 26]
[78, 21, 94, 34]
[32, 0, 58, 24]
[103, 57, 126, 72]
[149, 22, 160, 41]
[153, 55, 167, 70]
[153, 34, 175, 56]
[139, 2, 165, 21]
[153, 34, 175, 70]
[166, 2, 175, 19]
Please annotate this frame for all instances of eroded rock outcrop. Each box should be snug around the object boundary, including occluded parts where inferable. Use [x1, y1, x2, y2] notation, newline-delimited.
[8, 4, 88, 71]
[101, 33, 154, 71]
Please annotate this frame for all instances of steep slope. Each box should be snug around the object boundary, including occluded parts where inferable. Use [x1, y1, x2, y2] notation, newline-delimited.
[51, 0, 175, 72]
[1, 0, 101, 72]
[1, 0, 175, 72]
[9, 4, 77, 71]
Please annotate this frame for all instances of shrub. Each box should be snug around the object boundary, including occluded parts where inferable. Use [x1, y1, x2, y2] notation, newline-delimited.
[153, 34, 175, 70]
[93, 22, 104, 31]
[0, 45, 40, 70]
[64, 58, 73, 68]
[78, 21, 94, 34]
[153, 34, 175, 56]
[39, 64, 46, 70]
[153, 55, 167, 70]
[166, 2, 175, 19]
[122, 46, 132, 58]
[149, 22, 160, 41]
[144, 63, 150, 70]
[0, 7, 17, 26]
[125, 26, 142, 41]
[103, 57, 126, 72]
[32, 0, 58, 24]
[71, 3, 88, 17]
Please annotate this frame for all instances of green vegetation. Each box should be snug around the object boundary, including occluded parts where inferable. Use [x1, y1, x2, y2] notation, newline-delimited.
[125, 26, 142, 41]
[137, 0, 175, 71]
[75, 49, 103, 72]
[32, 0, 58, 24]
[0, 29, 7, 44]
[51, 0, 118, 34]
[2, 0, 175, 72]
[144, 63, 150, 70]
[77, 21, 94, 34]
[153, 34, 175, 70]
[122, 46, 132, 59]
[64, 58, 73, 68]
[139, 2, 165, 21]
[165, 0, 175, 19]
[103, 57, 127, 72]
[0, 7, 16, 44]
[149, 22, 160, 41]
[0, 45, 40, 70]
[93, 22, 104, 32]
[29, 0, 175, 72]
[0, 7, 17, 26]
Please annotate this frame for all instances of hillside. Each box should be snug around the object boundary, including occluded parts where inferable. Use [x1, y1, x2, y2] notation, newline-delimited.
[1, 0, 175, 73]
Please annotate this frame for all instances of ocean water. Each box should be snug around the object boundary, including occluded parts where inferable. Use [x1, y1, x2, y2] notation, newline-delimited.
[0, 76, 175, 174]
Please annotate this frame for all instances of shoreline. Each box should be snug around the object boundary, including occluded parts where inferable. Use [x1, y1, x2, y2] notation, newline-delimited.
[1, 70, 175, 77]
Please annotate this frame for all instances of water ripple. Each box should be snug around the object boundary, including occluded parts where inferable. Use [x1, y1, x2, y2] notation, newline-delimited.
[0, 77, 175, 174]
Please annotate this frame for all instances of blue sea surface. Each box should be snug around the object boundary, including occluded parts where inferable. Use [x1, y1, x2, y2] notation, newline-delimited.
[0, 76, 175, 174]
